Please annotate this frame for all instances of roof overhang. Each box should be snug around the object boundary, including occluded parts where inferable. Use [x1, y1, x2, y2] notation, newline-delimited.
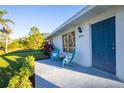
[46, 5, 115, 39]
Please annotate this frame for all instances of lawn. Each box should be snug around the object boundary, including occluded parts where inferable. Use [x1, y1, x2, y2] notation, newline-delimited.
[0, 50, 49, 88]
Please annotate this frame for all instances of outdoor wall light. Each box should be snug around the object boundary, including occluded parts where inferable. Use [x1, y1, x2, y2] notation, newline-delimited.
[78, 27, 82, 33]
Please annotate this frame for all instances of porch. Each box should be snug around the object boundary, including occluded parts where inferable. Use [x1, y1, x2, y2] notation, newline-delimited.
[35, 59, 124, 88]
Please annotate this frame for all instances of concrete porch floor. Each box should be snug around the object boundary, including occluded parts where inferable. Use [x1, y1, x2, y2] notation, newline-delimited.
[35, 59, 124, 88]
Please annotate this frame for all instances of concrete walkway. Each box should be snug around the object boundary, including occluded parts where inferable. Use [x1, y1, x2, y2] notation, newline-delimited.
[35, 59, 124, 88]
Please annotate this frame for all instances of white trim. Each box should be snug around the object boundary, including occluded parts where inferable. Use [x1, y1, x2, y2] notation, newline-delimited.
[89, 23, 92, 67]
[115, 16, 117, 76]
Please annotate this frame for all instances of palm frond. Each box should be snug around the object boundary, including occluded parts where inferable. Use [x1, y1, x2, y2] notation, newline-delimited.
[0, 9, 8, 17]
[0, 18, 15, 29]
[5, 28, 12, 35]
[0, 29, 3, 32]
[0, 18, 6, 25]
[5, 19, 15, 25]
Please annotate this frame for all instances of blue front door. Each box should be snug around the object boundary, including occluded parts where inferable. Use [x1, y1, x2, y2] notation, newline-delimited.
[91, 17, 116, 74]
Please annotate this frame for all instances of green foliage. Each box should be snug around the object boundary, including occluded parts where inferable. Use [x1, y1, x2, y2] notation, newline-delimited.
[25, 56, 35, 69]
[0, 9, 15, 29]
[7, 56, 34, 88]
[0, 42, 3, 48]
[0, 71, 12, 88]
[7, 74, 32, 88]
[29, 26, 39, 35]
[0, 48, 47, 87]
[9, 27, 45, 50]
[0, 9, 8, 17]
[17, 37, 28, 49]
[7, 75, 20, 88]
[26, 27, 44, 49]
[8, 40, 20, 50]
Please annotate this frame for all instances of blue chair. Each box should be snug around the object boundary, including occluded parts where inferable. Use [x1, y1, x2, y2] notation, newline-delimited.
[50, 48, 60, 61]
[62, 50, 75, 68]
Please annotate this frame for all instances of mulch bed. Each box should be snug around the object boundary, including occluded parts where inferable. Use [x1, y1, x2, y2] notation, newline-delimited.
[29, 74, 35, 88]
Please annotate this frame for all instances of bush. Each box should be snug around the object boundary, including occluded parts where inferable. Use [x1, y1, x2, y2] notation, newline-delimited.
[7, 75, 20, 88]
[25, 56, 35, 69]
[43, 42, 54, 55]
[8, 41, 20, 50]
[7, 56, 35, 88]
[7, 74, 32, 88]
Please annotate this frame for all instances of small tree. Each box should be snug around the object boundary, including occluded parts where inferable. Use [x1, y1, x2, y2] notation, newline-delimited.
[26, 27, 44, 49]
[8, 40, 20, 50]
[17, 37, 28, 49]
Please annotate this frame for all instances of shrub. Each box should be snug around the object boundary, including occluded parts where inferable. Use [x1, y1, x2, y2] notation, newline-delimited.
[43, 42, 54, 55]
[25, 56, 35, 69]
[7, 56, 34, 88]
[8, 41, 20, 50]
[19, 66, 32, 77]
[7, 74, 32, 88]
[7, 75, 20, 88]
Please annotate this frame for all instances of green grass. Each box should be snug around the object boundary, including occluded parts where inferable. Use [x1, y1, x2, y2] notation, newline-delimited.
[0, 50, 49, 87]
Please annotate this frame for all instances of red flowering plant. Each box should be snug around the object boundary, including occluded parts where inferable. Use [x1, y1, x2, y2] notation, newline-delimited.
[43, 42, 54, 56]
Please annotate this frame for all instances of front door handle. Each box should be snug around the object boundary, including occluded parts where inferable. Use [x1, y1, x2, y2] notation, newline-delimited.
[112, 47, 115, 50]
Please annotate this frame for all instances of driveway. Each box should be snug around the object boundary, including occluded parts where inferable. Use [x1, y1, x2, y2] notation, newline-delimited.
[35, 59, 124, 88]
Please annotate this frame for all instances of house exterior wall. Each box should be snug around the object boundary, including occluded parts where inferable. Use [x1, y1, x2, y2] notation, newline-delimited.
[115, 6, 124, 81]
[75, 24, 91, 67]
[52, 35, 63, 51]
[51, 6, 124, 81]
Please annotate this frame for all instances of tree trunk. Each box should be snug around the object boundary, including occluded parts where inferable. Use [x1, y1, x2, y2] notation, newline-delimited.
[5, 34, 8, 53]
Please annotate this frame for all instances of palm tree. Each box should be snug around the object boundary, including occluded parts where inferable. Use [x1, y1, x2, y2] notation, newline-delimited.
[0, 9, 15, 53]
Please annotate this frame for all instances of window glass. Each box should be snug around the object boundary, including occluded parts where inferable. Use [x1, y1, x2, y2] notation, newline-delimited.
[62, 31, 75, 52]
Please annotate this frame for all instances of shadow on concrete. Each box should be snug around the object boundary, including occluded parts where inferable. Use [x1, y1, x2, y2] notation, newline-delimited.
[37, 59, 122, 83]
[35, 74, 59, 88]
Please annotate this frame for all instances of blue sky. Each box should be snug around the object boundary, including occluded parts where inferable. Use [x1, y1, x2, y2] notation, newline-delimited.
[0, 5, 84, 39]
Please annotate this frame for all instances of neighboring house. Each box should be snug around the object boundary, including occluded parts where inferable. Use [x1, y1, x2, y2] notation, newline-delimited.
[46, 5, 124, 82]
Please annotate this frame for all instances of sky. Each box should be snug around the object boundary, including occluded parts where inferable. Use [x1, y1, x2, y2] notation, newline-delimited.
[0, 5, 84, 39]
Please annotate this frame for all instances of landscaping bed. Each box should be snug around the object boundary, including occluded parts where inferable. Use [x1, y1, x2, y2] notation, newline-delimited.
[0, 50, 49, 88]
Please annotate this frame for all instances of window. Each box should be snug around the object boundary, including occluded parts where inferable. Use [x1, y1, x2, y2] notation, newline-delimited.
[62, 32, 75, 52]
